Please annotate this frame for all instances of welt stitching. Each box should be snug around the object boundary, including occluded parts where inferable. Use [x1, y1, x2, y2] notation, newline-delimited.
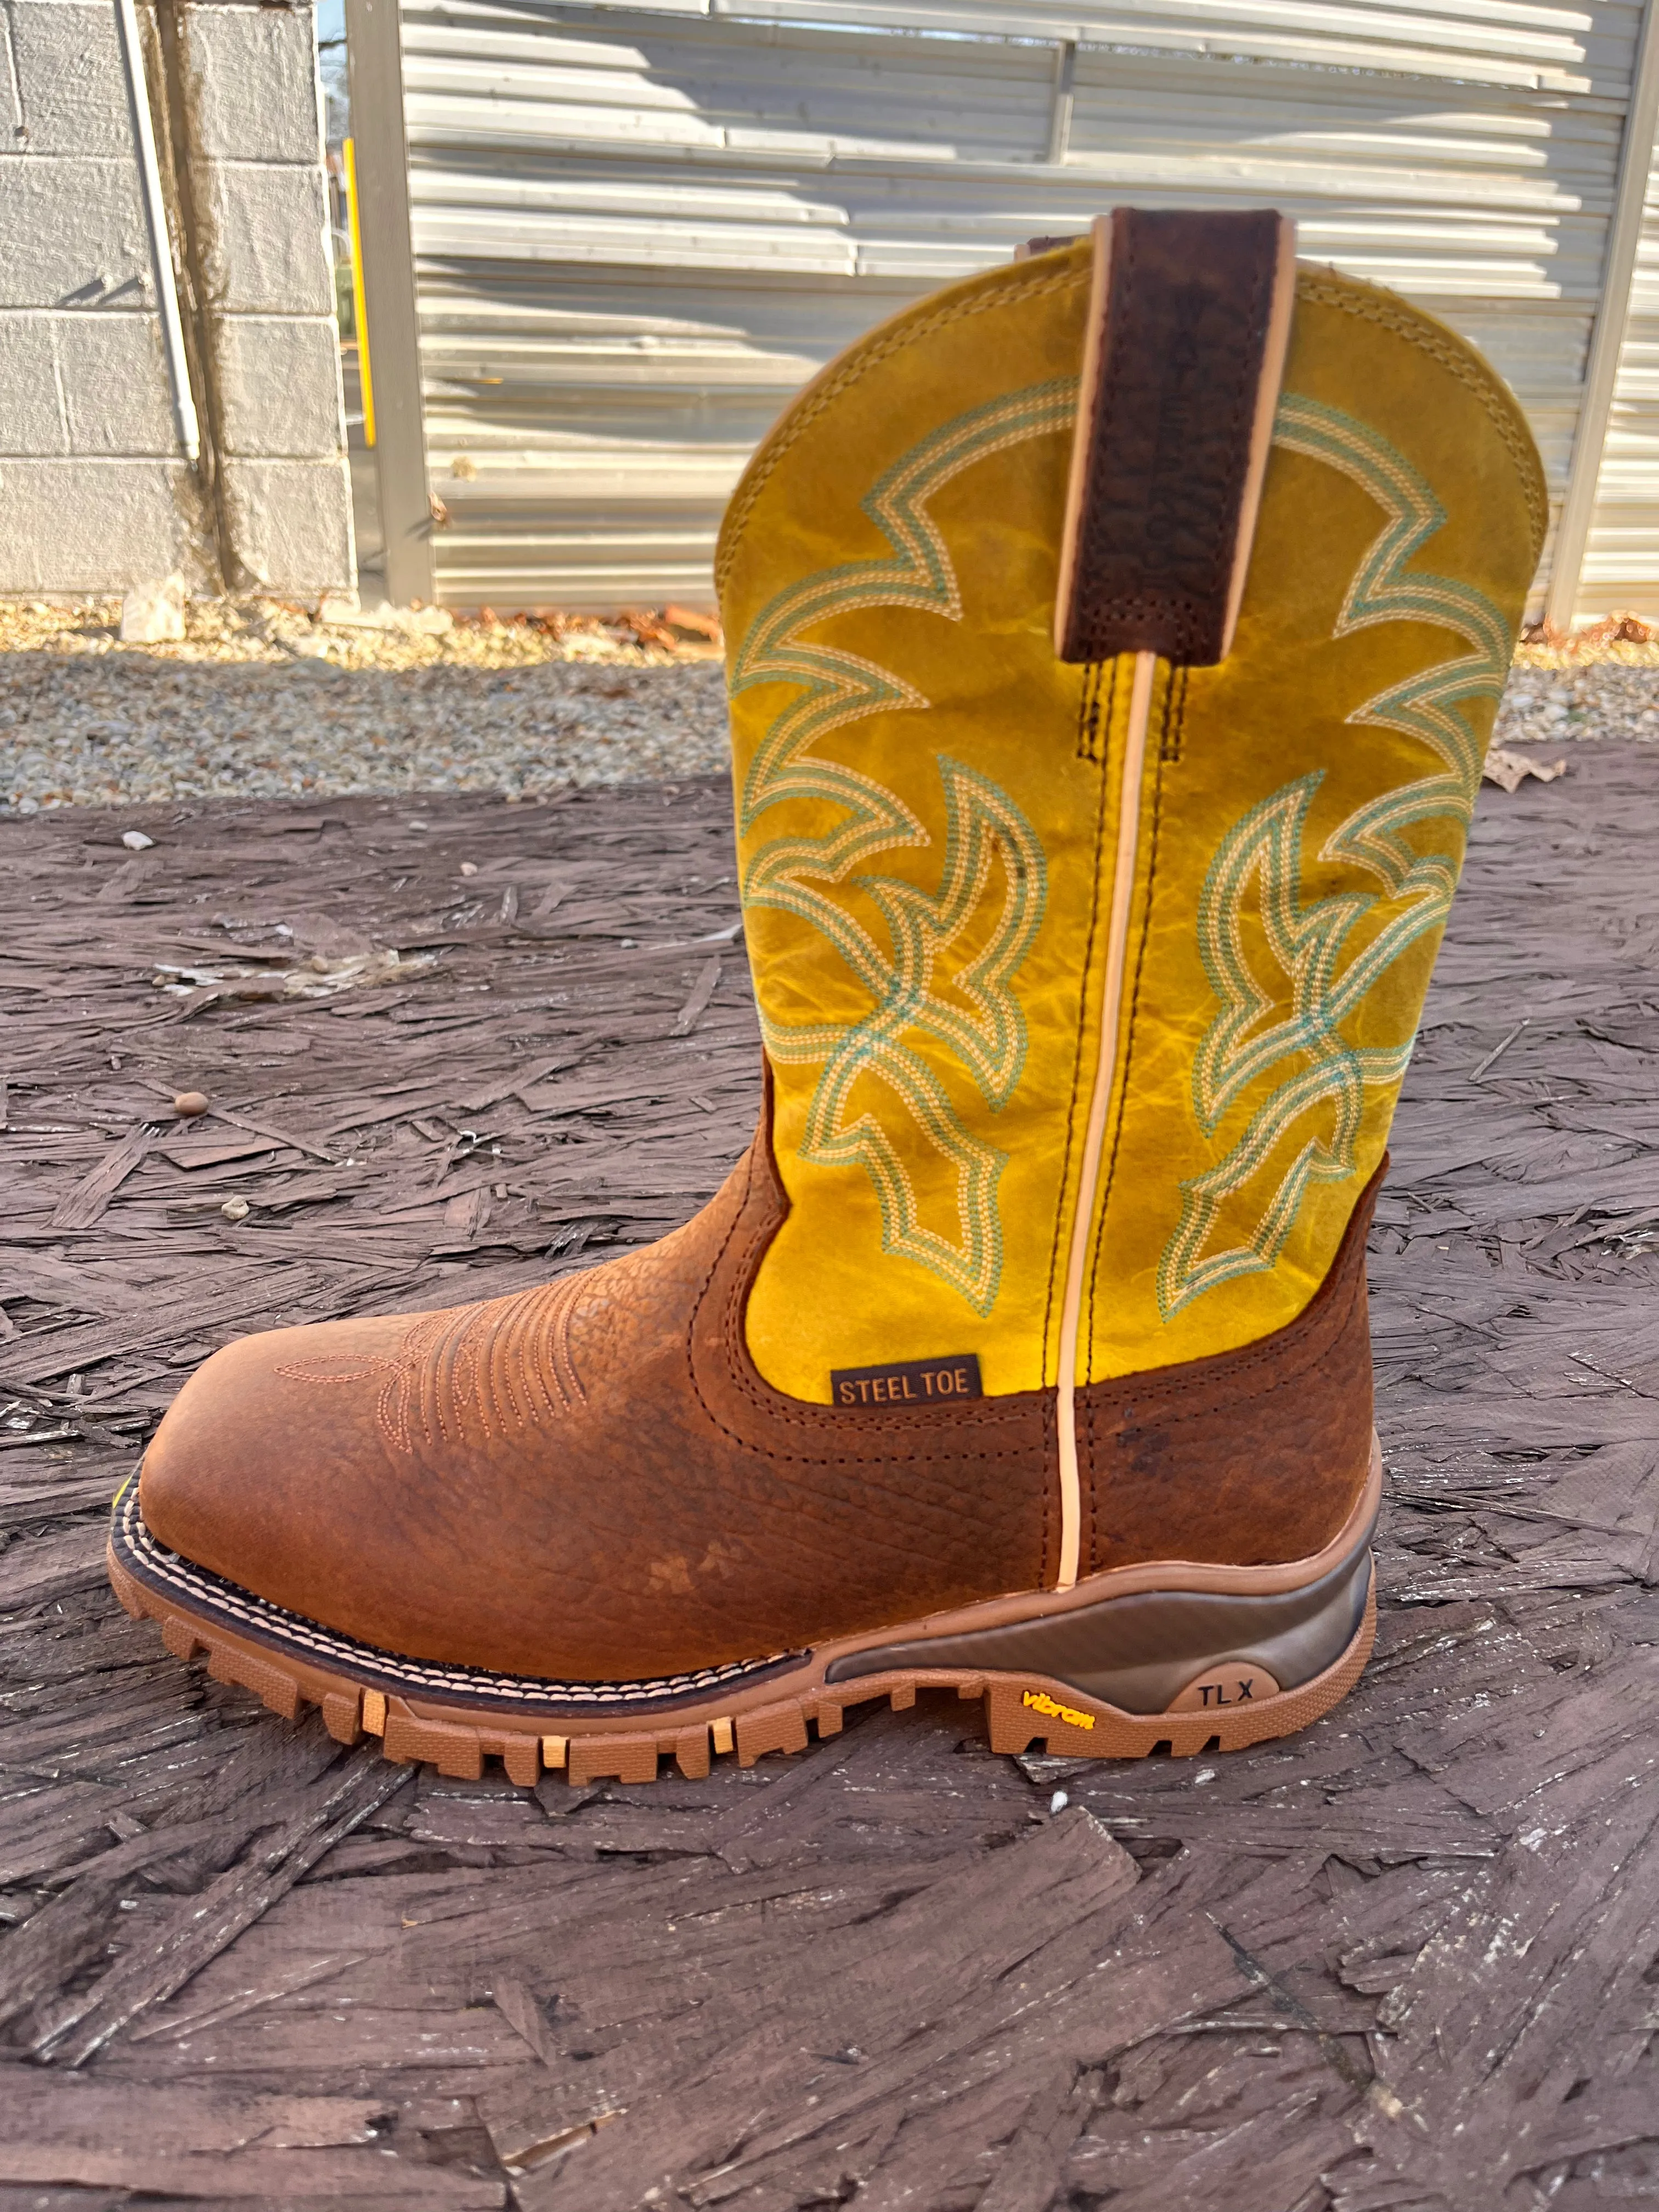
[120, 1496, 785, 1703]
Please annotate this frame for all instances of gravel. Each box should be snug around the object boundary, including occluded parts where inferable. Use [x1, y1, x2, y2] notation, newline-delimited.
[3, 600, 1657, 816]
[1494, 649, 1659, 748]
[0, 599, 731, 814]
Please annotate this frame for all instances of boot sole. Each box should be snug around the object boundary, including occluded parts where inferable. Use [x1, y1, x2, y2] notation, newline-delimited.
[108, 1443, 1380, 1785]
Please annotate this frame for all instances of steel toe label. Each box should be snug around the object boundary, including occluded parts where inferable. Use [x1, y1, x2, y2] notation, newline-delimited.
[830, 1355, 983, 1408]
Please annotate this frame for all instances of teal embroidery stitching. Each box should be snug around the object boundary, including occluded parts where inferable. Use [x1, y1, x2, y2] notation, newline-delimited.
[735, 383, 1070, 1313]
[1158, 394, 1510, 1317]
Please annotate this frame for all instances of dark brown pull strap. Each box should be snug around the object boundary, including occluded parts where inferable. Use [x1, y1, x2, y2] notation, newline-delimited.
[1054, 208, 1296, 668]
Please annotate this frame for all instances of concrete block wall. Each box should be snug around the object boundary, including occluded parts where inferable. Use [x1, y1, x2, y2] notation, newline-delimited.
[0, 0, 203, 592]
[0, 0, 352, 598]
[182, 0, 352, 591]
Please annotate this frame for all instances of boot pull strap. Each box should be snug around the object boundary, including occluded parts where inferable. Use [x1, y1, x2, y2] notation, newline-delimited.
[1051, 208, 1296, 668]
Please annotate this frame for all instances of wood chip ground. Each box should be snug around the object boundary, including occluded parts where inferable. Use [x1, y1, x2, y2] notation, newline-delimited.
[2, 761, 1656, 2209]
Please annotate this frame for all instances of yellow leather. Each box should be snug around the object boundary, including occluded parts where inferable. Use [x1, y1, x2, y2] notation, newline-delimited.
[715, 247, 1543, 1403]
[1083, 274, 1543, 1378]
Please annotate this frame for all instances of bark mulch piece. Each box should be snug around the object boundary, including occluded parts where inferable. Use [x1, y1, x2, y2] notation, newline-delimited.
[2, 761, 1656, 2209]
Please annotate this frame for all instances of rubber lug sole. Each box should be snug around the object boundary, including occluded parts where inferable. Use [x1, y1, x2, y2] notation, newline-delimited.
[108, 1543, 1377, 1786]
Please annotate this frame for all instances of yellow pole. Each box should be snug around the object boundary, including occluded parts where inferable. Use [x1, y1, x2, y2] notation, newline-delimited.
[343, 136, 376, 448]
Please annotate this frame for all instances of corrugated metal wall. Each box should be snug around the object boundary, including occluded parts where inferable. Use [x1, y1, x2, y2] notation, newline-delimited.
[387, 0, 1656, 614]
[1585, 158, 1659, 611]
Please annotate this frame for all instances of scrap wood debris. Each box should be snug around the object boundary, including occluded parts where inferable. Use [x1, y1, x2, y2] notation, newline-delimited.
[151, 946, 434, 1007]
[1, 754, 1658, 2205]
[1482, 743, 1566, 792]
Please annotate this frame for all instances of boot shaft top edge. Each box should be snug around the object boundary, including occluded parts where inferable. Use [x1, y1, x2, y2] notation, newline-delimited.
[713, 232, 1547, 610]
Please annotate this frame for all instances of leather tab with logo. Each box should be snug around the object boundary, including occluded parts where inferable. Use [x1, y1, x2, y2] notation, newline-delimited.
[830, 1355, 983, 1408]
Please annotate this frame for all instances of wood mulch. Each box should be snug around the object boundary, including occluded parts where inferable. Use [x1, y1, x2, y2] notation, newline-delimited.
[1, 755, 1656, 2210]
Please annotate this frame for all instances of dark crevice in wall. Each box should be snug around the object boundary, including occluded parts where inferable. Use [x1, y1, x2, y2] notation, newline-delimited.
[138, 0, 242, 593]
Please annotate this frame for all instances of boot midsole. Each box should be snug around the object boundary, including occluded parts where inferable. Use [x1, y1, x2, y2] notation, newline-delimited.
[115, 1446, 1379, 1725]
[826, 1538, 1372, 1715]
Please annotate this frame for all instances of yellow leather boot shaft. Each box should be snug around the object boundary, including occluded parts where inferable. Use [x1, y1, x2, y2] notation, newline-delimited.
[1082, 272, 1544, 1379]
[715, 246, 1543, 1404]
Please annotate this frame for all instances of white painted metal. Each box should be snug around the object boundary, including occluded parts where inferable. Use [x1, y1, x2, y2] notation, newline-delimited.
[392, 0, 1654, 614]
[114, 0, 200, 464]
[1547, 0, 1659, 627]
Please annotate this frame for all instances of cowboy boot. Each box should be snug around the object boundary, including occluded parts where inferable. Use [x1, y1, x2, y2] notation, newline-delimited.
[112, 212, 1542, 1785]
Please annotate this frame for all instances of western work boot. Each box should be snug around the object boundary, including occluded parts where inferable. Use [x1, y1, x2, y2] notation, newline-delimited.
[112, 212, 1543, 1786]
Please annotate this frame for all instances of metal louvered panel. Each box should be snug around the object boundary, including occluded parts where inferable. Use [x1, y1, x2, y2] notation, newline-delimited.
[391, 0, 1653, 614]
[1580, 171, 1659, 612]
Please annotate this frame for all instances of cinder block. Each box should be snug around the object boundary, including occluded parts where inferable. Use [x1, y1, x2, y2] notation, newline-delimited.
[0, 456, 211, 593]
[0, 157, 152, 310]
[10, 2, 131, 155]
[57, 310, 178, 455]
[183, 2, 321, 164]
[0, 315, 69, 454]
[215, 315, 346, 459]
[223, 455, 354, 593]
[195, 160, 332, 315]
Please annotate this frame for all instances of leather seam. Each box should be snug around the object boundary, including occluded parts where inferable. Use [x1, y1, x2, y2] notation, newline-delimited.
[1089, 1226, 1368, 1436]
[1041, 705, 1115, 1388]
[1081, 693, 1172, 1571]
[1090, 674, 1172, 1333]
[716, 262, 1088, 591]
[685, 1138, 1043, 1466]
[1294, 270, 1546, 556]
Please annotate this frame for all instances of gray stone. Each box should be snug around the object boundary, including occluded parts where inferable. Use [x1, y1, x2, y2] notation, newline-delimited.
[0, 458, 210, 594]
[0, 315, 69, 454]
[56, 311, 177, 455]
[10, 1, 132, 156]
[216, 316, 346, 459]
[119, 574, 187, 642]
[0, 159, 151, 311]
[184, 2, 322, 164]
[194, 161, 332, 316]
[223, 456, 353, 594]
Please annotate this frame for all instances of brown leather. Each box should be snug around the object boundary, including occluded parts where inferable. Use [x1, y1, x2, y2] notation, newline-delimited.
[1056, 208, 1289, 666]
[1078, 1161, 1382, 1573]
[139, 1084, 1055, 1681]
[140, 1090, 1379, 1682]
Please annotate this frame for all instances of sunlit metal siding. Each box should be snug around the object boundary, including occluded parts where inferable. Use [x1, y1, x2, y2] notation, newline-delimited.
[397, 0, 1645, 610]
[1579, 178, 1659, 612]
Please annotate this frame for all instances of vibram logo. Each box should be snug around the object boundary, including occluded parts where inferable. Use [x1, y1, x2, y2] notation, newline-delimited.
[1023, 1689, 1094, 1731]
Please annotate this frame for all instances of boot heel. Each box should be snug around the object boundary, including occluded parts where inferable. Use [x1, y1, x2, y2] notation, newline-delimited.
[980, 1578, 1376, 1763]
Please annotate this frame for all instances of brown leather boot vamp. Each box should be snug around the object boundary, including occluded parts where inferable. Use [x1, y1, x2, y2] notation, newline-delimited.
[116, 1106, 1382, 1783]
